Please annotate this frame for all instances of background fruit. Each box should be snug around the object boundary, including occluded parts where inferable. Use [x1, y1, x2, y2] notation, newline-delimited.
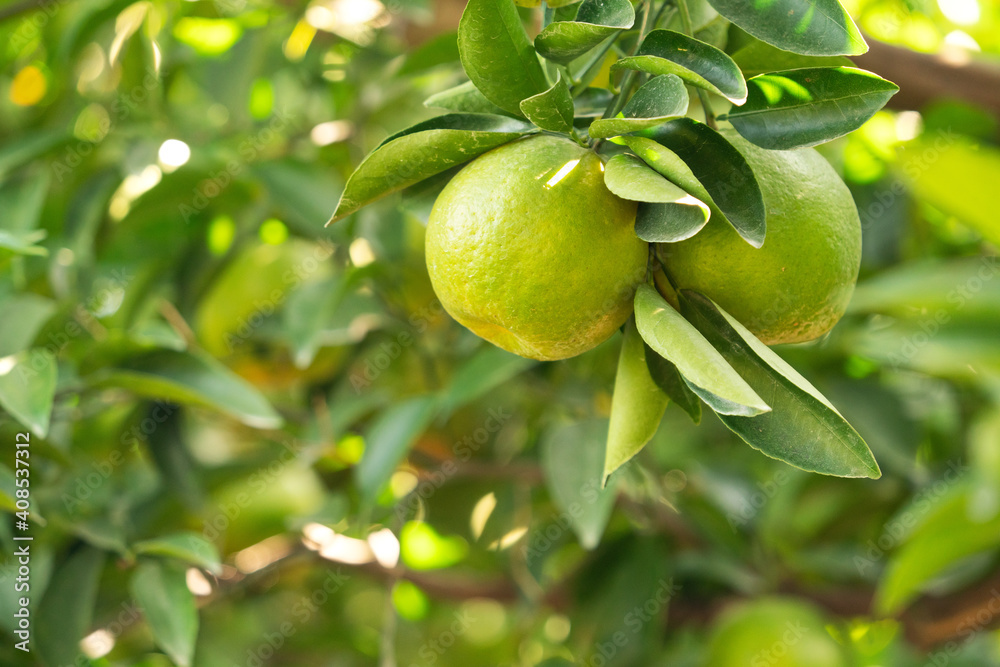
[706, 597, 847, 667]
[426, 135, 647, 360]
[662, 129, 862, 345]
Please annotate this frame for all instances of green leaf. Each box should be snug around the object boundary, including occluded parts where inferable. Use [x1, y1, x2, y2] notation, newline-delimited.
[605, 319, 670, 479]
[679, 290, 881, 479]
[724, 67, 898, 150]
[356, 396, 438, 501]
[604, 154, 709, 242]
[612, 30, 748, 104]
[400, 31, 460, 75]
[132, 532, 223, 575]
[131, 560, 199, 667]
[640, 118, 766, 247]
[520, 73, 575, 132]
[542, 419, 618, 549]
[588, 75, 688, 140]
[424, 81, 511, 116]
[876, 485, 1000, 614]
[574, 87, 614, 117]
[535, 0, 634, 65]
[458, 0, 549, 115]
[0, 229, 47, 256]
[634, 285, 769, 417]
[0, 349, 57, 436]
[0, 294, 56, 358]
[440, 346, 536, 417]
[644, 344, 702, 423]
[706, 0, 867, 56]
[329, 114, 532, 223]
[730, 37, 854, 78]
[90, 349, 284, 430]
[36, 546, 106, 667]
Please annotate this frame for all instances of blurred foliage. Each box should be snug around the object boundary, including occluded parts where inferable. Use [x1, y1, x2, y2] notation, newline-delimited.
[0, 0, 999, 665]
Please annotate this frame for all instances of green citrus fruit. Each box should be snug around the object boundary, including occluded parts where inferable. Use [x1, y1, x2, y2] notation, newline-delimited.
[426, 135, 647, 361]
[706, 597, 847, 667]
[662, 130, 861, 345]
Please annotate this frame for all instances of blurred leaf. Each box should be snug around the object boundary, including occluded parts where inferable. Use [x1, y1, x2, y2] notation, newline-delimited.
[520, 74, 575, 133]
[898, 136, 1000, 248]
[724, 67, 898, 150]
[574, 87, 614, 117]
[0, 349, 57, 436]
[680, 290, 881, 478]
[613, 29, 747, 104]
[330, 114, 532, 223]
[645, 344, 702, 423]
[0, 229, 47, 256]
[133, 533, 222, 575]
[356, 396, 438, 501]
[424, 81, 510, 116]
[0, 295, 56, 357]
[542, 419, 618, 548]
[400, 521, 468, 570]
[589, 75, 689, 139]
[604, 154, 710, 241]
[90, 349, 283, 429]
[706, 0, 867, 56]
[458, 0, 549, 115]
[400, 31, 460, 75]
[534, 0, 634, 65]
[0, 170, 49, 232]
[641, 118, 766, 247]
[0, 130, 66, 178]
[36, 546, 105, 667]
[605, 319, 669, 479]
[131, 560, 199, 667]
[254, 160, 343, 236]
[440, 346, 536, 417]
[635, 284, 768, 417]
[877, 486, 1000, 614]
[730, 37, 854, 77]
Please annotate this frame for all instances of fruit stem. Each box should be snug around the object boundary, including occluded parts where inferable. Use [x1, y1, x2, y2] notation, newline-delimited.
[675, 0, 718, 129]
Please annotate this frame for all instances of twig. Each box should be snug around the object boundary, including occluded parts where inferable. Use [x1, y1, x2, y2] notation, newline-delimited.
[675, 0, 717, 129]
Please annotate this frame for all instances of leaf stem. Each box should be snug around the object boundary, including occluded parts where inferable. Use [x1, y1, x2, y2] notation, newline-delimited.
[675, 0, 718, 129]
[601, 0, 656, 121]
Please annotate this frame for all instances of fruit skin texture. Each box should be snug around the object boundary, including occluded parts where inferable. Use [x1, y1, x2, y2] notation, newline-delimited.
[662, 130, 861, 345]
[426, 135, 647, 361]
[706, 597, 847, 667]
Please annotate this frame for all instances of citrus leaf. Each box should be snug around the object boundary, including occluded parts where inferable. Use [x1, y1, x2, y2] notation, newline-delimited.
[36, 546, 106, 667]
[329, 114, 532, 223]
[644, 344, 701, 424]
[0, 294, 56, 358]
[131, 560, 199, 667]
[356, 396, 438, 501]
[520, 73, 575, 132]
[730, 38, 854, 78]
[0, 348, 57, 436]
[89, 349, 284, 430]
[459, 0, 549, 115]
[0, 229, 47, 256]
[604, 154, 710, 241]
[588, 75, 688, 140]
[706, 0, 867, 56]
[574, 87, 614, 117]
[679, 290, 881, 479]
[440, 345, 536, 417]
[534, 0, 634, 65]
[542, 419, 618, 549]
[724, 67, 898, 150]
[634, 284, 769, 417]
[612, 29, 748, 104]
[132, 533, 222, 575]
[605, 319, 670, 480]
[640, 118, 766, 247]
[424, 81, 510, 116]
